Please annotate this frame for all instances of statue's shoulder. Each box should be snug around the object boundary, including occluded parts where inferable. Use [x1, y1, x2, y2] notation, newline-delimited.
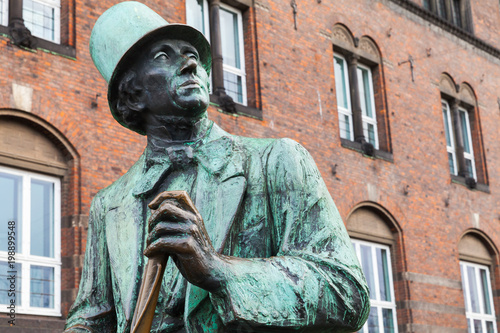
[95, 152, 146, 200]
[235, 134, 307, 159]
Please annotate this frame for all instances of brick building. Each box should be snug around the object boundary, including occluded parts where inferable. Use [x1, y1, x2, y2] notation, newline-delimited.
[0, 0, 499, 332]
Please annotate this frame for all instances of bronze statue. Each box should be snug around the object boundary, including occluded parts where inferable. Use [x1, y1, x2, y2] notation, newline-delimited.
[64, 2, 370, 332]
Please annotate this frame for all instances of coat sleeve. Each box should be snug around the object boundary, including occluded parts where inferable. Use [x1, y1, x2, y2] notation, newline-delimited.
[64, 192, 117, 333]
[209, 138, 370, 332]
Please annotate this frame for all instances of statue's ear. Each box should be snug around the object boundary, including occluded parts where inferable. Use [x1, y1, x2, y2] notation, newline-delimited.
[117, 71, 145, 113]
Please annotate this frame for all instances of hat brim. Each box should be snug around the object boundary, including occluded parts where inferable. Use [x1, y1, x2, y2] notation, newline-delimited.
[107, 24, 211, 135]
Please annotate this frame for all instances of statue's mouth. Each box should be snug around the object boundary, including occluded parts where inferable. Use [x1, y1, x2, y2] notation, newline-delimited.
[180, 80, 201, 89]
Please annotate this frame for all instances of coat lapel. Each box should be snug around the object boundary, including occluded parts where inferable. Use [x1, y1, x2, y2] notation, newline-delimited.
[105, 155, 150, 324]
[185, 132, 247, 325]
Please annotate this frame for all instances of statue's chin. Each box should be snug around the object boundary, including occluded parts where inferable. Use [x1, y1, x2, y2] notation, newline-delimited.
[174, 96, 209, 117]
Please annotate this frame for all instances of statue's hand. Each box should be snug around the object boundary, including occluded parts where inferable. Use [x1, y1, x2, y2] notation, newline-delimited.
[144, 190, 225, 292]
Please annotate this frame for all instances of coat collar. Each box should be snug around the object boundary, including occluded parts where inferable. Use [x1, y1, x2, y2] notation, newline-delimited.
[132, 121, 236, 198]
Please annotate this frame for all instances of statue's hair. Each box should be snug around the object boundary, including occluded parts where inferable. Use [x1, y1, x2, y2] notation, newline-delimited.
[115, 71, 145, 134]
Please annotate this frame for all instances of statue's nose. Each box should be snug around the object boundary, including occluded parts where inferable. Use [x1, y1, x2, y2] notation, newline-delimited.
[180, 57, 197, 74]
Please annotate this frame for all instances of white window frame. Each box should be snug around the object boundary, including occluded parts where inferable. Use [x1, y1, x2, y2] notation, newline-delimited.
[442, 100, 458, 176]
[333, 55, 353, 141]
[357, 63, 379, 149]
[333, 54, 379, 148]
[0, 165, 61, 316]
[460, 261, 497, 333]
[0, 0, 8, 26]
[352, 239, 398, 333]
[186, 0, 247, 105]
[459, 108, 476, 180]
[23, 0, 61, 43]
[186, 0, 210, 38]
[219, 3, 247, 105]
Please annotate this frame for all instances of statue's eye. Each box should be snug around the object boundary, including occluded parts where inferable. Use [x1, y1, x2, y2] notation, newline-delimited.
[154, 51, 168, 60]
[185, 52, 198, 60]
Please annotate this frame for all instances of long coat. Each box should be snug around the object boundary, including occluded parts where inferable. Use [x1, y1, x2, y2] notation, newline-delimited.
[64, 122, 370, 332]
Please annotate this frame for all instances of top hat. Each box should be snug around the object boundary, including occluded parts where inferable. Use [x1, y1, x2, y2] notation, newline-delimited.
[89, 1, 211, 134]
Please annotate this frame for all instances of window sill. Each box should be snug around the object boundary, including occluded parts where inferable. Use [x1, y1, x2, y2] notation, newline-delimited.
[209, 94, 263, 120]
[340, 138, 393, 162]
[0, 25, 76, 59]
[450, 175, 490, 193]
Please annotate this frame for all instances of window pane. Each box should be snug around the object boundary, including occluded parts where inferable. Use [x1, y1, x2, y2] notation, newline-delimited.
[340, 114, 352, 140]
[473, 319, 482, 333]
[367, 307, 380, 333]
[23, 0, 58, 42]
[334, 57, 349, 110]
[31, 179, 55, 258]
[451, 0, 462, 27]
[0, 172, 22, 253]
[186, 0, 206, 35]
[377, 248, 391, 302]
[30, 265, 54, 308]
[220, 8, 240, 69]
[423, 0, 430, 10]
[448, 153, 456, 175]
[480, 269, 492, 315]
[382, 308, 395, 333]
[0, 0, 5, 26]
[437, 0, 447, 19]
[360, 245, 376, 300]
[442, 103, 452, 147]
[460, 111, 471, 154]
[465, 158, 474, 178]
[461, 264, 469, 312]
[467, 266, 480, 313]
[367, 123, 376, 147]
[223, 70, 243, 104]
[0, 262, 22, 306]
[486, 321, 494, 333]
[361, 69, 374, 118]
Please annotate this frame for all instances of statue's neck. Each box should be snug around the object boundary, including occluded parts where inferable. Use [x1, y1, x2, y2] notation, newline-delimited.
[144, 113, 210, 147]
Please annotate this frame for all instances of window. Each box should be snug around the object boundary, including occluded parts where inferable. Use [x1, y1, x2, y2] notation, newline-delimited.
[421, 0, 473, 32]
[352, 240, 398, 333]
[334, 56, 353, 141]
[0, 166, 61, 316]
[22, 0, 61, 43]
[442, 100, 457, 175]
[333, 54, 379, 149]
[358, 64, 379, 149]
[441, 99, 477, 180]
[347, 205, 402, 332]
[460, 262, 497, 333]
[439, 74, 487, 188]
[0, 0, 7, 26]
[0, 0, 66, 48]
[353, 240, 397, 332]
[186, 0, 247, 105]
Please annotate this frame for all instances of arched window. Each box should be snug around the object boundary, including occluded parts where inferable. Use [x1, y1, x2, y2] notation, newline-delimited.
[458, 232, 498, 332]
[0, 110, 78, 320]
[439, 74, 488, 190]
[332, 25, 391, 160]
[347, 204, 402, 332]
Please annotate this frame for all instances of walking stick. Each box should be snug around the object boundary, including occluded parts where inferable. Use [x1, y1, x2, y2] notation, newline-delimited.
[130, 255, 168, 333]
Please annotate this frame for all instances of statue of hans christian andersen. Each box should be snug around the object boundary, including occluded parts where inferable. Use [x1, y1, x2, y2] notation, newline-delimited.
[64, 2, 370, 332]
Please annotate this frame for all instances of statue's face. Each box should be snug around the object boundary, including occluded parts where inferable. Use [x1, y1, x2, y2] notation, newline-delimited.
[135, 38, 210, 118]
